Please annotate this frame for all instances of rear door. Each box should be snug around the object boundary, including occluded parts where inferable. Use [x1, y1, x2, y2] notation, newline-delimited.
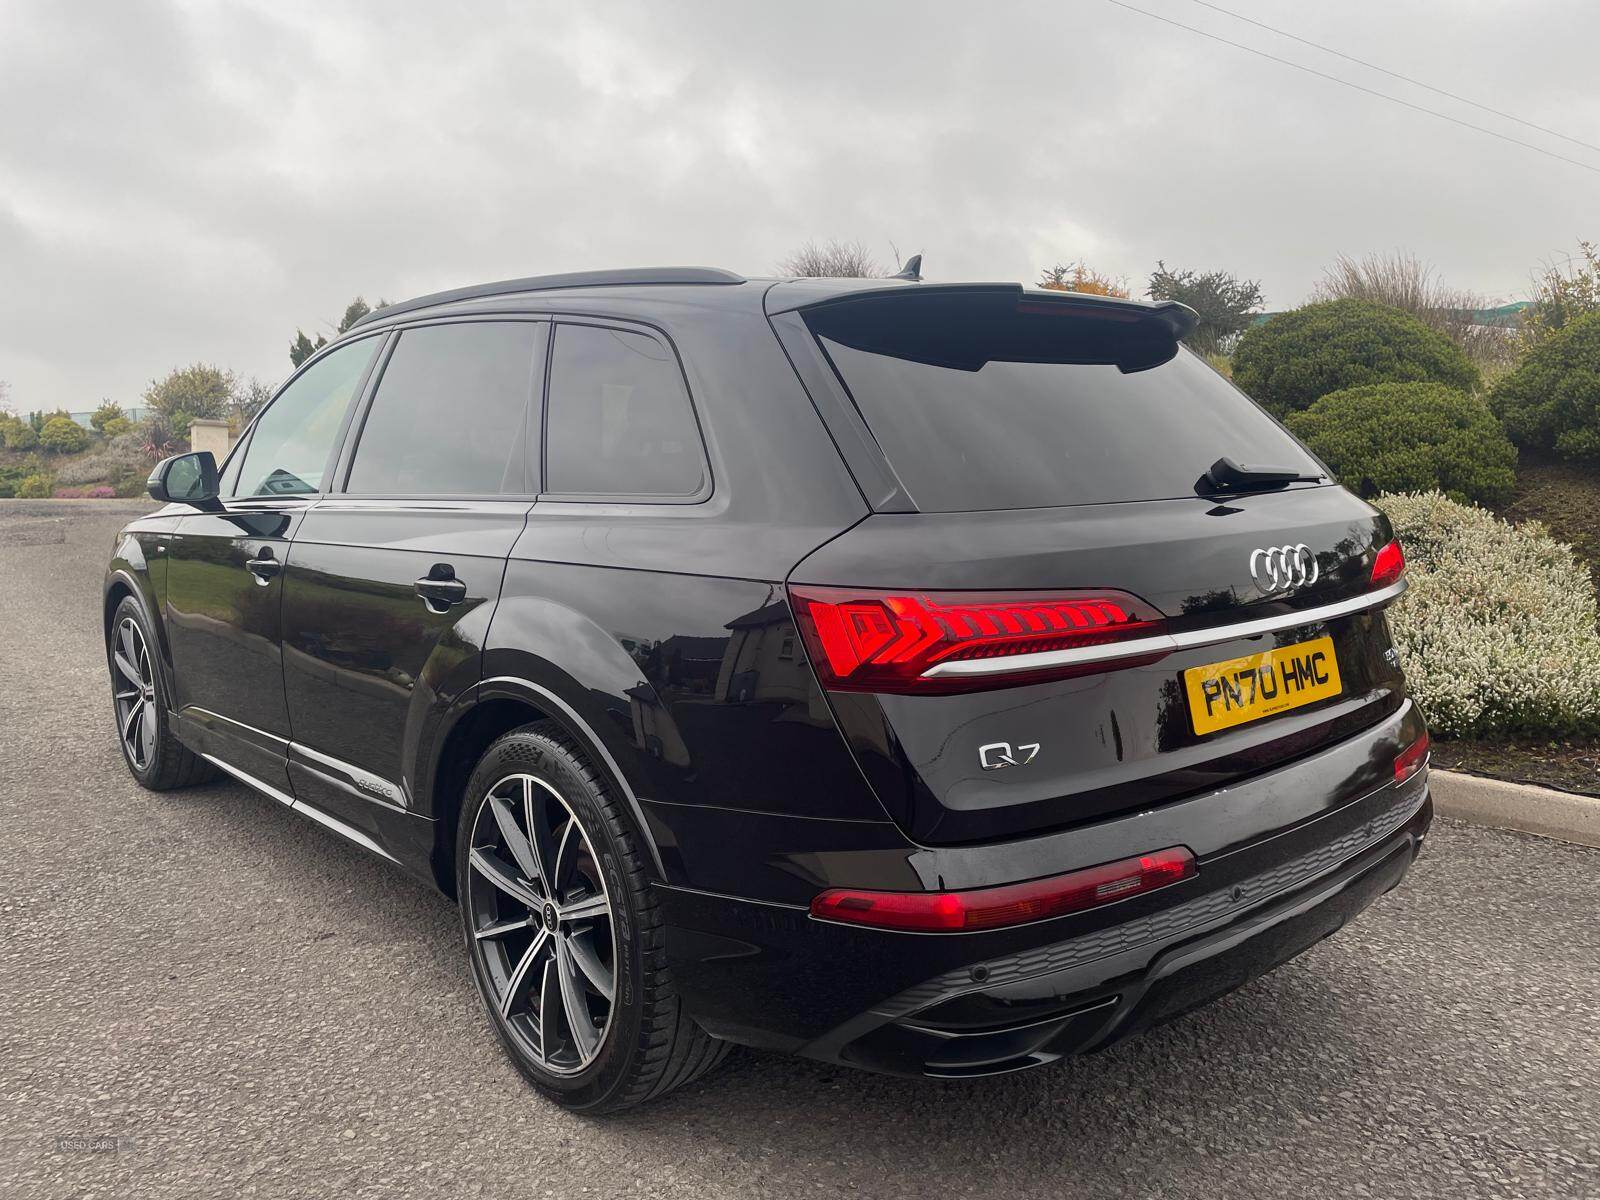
[164, 335, 381, 789]
[279, 319, 544, 841]
[776, 287, 1409, 844]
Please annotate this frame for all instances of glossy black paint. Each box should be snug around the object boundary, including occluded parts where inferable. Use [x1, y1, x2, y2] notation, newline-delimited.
[104, 273, 1432, 1079]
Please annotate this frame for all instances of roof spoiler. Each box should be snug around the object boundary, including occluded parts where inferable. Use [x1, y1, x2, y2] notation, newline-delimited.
[777, 281, 1198, 342]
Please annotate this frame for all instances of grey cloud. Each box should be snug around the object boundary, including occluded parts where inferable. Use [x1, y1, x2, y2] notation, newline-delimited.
[2, 0, 1596, 409]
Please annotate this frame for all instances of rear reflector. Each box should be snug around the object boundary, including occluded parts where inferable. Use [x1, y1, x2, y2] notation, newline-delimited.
[788, 586, 1165, 694]
[1371, 539, 1406, 588]
[809, 847, 1197, 932]
[1394, 731, 1430, 784]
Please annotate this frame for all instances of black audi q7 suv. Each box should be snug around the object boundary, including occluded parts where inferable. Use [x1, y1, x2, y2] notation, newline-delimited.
[105, 266, 1431, 1112]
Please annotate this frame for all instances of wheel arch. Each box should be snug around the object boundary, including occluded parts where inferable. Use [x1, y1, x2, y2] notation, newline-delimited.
[424, 676, 667, 898]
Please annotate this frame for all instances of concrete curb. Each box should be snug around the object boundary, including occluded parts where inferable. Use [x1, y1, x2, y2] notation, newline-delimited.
[1431, 769, 1600, 849]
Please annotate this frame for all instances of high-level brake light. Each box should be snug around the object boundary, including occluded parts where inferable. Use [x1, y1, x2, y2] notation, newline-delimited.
[809, 847, 1198, 932]
[787, 586, 1166, 695]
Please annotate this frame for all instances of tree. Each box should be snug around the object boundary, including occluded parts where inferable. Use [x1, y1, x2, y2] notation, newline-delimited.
[234, 377, 275, 425]
[290, 295, 387, 366]
[3, 421, 37, 450]
[90, 400, 125, 432]
[142, 363, 236, 436]
[1232, 299, 1480, 419]
[1038, 261, 1130, 298]
[778, 239, 887, 278]
[1145, 262, 1264, 356]
[1522, 240, 1600, 347]
[39, 415, 90, 455]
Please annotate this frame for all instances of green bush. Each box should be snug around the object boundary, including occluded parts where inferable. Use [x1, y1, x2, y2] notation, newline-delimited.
[1374, 492, 1600, 738]
[16, 472, 55, 499]
[39, 415, 89, 454]
[100, 415, 133, 438]
[1489, 309, 1600, 461]
[1286, 382, 1516, 507]
[3, 421, 38, 450]
[90, 400, 125, 432]
[1233, 299, 1480, 418]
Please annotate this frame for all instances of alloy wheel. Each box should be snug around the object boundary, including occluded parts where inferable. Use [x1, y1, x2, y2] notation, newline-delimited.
[111, 617, 158, 772]
[466, 773, 618, 1075]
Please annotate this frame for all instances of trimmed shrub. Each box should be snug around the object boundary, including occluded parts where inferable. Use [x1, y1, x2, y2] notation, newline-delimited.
[1286, 383, 1516, 507]
[4, 421, 38, 450]
[1233, 299, 1480, 418]
[1373, 491, 1600, 738]
[87, 486, 116, 499]
[16, 472, 55, 498]
[100, 415, 133, 438]
[53, 486, 86, 498]
[1489, 309, 1600, 462]
[39, 415, 90, 454]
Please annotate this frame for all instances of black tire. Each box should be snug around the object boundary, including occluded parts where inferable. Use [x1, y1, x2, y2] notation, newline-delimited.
[455, 721, 729, 1113]
[107, 594, 215, 791]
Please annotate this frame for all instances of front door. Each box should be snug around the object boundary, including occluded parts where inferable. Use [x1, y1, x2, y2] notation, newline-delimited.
[279, 319, 544, 840]
[163, 335, 383, 790]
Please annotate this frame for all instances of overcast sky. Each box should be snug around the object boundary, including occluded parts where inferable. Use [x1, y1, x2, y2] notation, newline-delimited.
[2, 0, 1597, 410]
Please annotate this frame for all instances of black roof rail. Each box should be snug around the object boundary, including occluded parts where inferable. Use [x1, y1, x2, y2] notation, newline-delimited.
[350, 266, 747, 329]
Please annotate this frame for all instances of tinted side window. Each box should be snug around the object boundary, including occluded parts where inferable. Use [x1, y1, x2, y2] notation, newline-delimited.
[346, 322, 542, 495]
[545, 324, 705, 497]
[235, 337, 378, 497]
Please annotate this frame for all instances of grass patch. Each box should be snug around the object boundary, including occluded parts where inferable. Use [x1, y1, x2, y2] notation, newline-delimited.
[1501, 451, 1600, 591]
[1431, 739, 1600, 798]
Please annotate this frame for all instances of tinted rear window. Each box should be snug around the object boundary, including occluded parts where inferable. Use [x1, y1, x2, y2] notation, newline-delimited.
[809, 293, 1322, 512]
[346, 321, 541, 495]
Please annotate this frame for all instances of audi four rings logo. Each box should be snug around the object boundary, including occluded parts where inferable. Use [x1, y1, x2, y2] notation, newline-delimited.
[1249, 543, 1319, 594]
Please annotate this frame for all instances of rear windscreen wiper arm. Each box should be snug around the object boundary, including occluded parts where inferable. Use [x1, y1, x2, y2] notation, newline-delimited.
[1199, 456, 1326, 494]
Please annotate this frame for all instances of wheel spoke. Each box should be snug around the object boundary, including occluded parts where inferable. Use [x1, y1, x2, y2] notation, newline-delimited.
[498, 928, 550, 1017]
[468, 846, 543, 909]
[474, 914, 535, 941]
[119, 621, 137, 665]
[537, 955, 559, 1060]
[554, 935, 600, 1060]
[566, 930, 614, 1003]
[488, 791, 542, 888]
[559, 893, 608, 923]
[122, 698, 144, 749]
[523, 778, 560, 896]
[140, 698, 157, 757]
[113, 651, 142, 686]
[553, 818, 580, 893]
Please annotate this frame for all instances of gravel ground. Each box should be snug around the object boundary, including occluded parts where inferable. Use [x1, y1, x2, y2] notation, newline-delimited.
[3, 501, 1598, 1199]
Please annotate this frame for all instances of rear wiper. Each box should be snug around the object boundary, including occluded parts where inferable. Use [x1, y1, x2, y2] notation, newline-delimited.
[1198, 456, 1325, 494]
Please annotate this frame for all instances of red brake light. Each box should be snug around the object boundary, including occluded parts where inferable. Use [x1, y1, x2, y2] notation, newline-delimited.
[1372, 539, 1406, 588]
[1395, 731, 1430, 784]
[810, 847, 1197, 932]
[788, 586, 1166, 694]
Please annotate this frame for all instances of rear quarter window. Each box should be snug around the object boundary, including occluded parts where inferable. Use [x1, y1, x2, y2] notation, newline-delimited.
[544, 323, 706, 499]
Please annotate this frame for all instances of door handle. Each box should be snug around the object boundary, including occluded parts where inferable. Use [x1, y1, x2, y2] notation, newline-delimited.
[415, 565, 467, 611]
[245, 550, 281, 585]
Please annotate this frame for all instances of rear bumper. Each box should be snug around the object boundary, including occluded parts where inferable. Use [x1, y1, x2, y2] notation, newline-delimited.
[657, 773, 1432, 1076]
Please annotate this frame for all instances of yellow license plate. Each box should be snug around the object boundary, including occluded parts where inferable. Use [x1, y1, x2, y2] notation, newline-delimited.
[1184, 635, 1342, 736]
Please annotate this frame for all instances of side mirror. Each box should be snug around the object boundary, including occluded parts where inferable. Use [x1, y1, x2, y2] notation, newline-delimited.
[148, 451, 221, 509]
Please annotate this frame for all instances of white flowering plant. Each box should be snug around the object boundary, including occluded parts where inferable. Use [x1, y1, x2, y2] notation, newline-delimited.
[1373, 491, 1600, 739]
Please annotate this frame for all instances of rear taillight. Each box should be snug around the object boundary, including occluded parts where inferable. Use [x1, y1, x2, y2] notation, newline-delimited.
[810, 847, 1197, 932]
[787, 586, 1166, 694]
[1372, 539, 1406, 588]
[1395, 731, 1430, 784]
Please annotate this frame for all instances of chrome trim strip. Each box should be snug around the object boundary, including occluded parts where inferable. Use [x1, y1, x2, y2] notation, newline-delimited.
[292, 742, 408, 810]
[202, 754, 296, 807]
[921, 579, 1408, 679]
[203, 754, 400, 864]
